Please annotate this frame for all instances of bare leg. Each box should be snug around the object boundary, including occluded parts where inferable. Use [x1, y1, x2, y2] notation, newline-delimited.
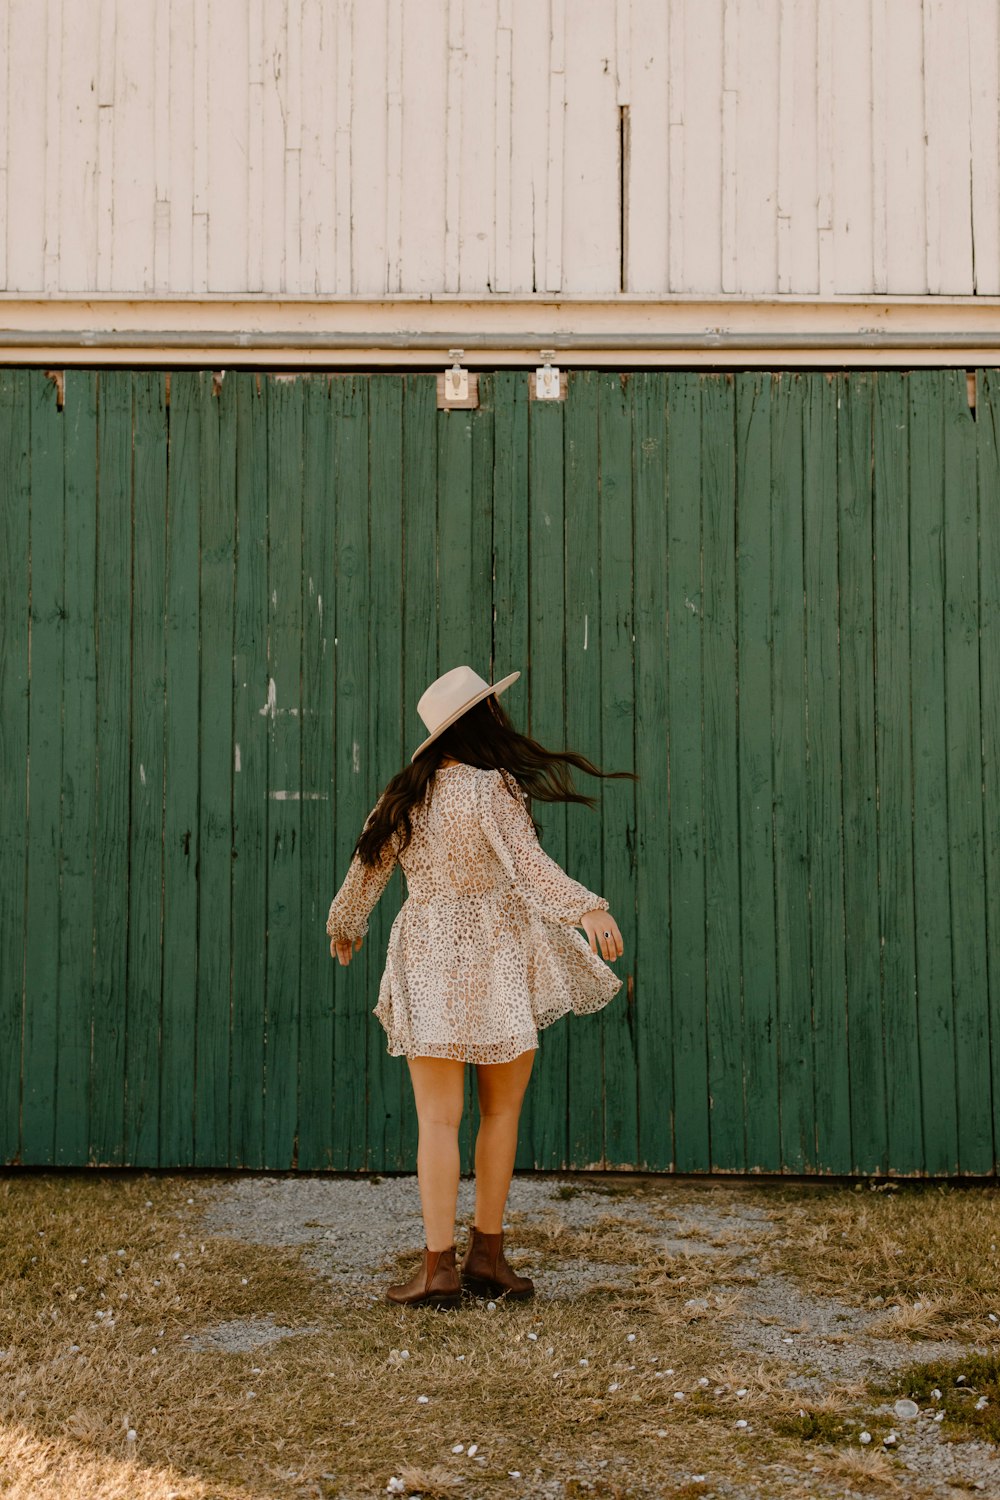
[472, 1047, 537, 1233]
[406, 1056, 466, 1251]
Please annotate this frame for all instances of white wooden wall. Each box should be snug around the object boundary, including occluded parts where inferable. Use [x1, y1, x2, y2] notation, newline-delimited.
[2, 0, 998, 299]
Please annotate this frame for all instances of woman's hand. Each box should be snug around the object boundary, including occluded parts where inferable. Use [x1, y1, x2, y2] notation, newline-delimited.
[331, 934, 363, 966]
[580, 910, 624, 962]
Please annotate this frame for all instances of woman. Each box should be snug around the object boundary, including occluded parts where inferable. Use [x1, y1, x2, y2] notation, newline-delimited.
[325, 664, 631, 1308]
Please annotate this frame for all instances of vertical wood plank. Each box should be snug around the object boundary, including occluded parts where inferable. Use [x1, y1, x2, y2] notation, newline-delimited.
[770, 373, 814, 1171]
[837, 372, 888, 1172]
[597, 373, 638, 1166]
[977, 368, 1000, 1168]
[194, 371, 238, 1166]
[908, 368, 958, 1173]
[522, 393, 569, 1169]
[230, 372, 269, 1167]
[734, 372, 781, 1171]
[264, 375, 305, 1167]
[508, 0, 550, 291]
[54, 371, 98, 1165]
[701, 375, 744, 1169]
[562, 0, 619, 294]
[802, 373, 851, 1172]
[160, 372, 201, 1166]
[299, 375, 337, 1170]
[941, 369, 992, 1171]
[0, 371, 30, 1162]
[923, 0, 974, 294]
[58, 2, 100, 291]
[882, 0, 927, 291]
[365, 377, 407, 1169]
[400, 0, 447, 291]
[6, 0, 47, 289]
[564, 372, 605, 1167]
[207, 0, 251, 292]
[124, 373, 167, 1167]
[333, 0, 353, 291]
[330, 376, 373, 1169]
[831, 0, 873, 293]
[677, 0, 723, 294]
[872, 372, 923, 1171]
[112, 0, 156, 290]
[968, 0, 1000, 294]
[90, 370, 132, 1164]
[733, 0, 779, 293]
[666, 372, 710, 1170]
[168, 0, 196, 292]
[633, 372, 672, 1169]
[494, 0, 513, 292]
[544, 0, 566, 291]
[22, 371, 64, 1162]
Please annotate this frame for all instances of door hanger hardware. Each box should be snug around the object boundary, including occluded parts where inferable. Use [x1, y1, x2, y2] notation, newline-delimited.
[535, 350, 562, 400]
[444, 349, 468, 403]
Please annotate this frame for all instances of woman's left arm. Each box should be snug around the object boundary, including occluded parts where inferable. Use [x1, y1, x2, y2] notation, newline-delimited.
[326, 800, 399, 961]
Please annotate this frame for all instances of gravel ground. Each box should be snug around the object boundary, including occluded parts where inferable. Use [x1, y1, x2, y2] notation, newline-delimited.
[191, 1173, 1000, 1498]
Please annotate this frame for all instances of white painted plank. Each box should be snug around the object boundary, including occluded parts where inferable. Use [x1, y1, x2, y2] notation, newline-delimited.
[96, 0, 116, 288]
[284, 0, 304, 292]
[679, 0, 724, 294]
[399, 0, 447, 291]
[168, 0, 195, 292]
[458, 0, 496, 291]
[385, 0, 404, 293]
[112, 0, 156, 291]
[494, 0, 513, 292]
[734, 0, 781, 293]
[832, 0, 873, 294]
[0, 0, 9, 289]
[58, 0, 100, 292]
[247, 0, 265, 291]
[43, 0, 62, 292]
[508, 0, 550, 292]
[561, 0, 618, 294]
[334, 0, 352, 290]
[924, 0, 973, 293]
[444, 0, 463, 291]
[152, 0, 170, 290]
[6, 0, 45, 289]
[870, 0, 888, 293]
[545, 0, 566, 292]
[208, 0, 250, 292]
[883, 0, 926, 291]
[192, 0, 210, 290]
[627, 0, 669, 294]
[350, 0, 388, 295]
[665, 0, 685, 293]
[968, 0, 1000, 294]
[260, 0, 288, 291]
[815, 0, 835, 293]
[720, 0, 738, 292]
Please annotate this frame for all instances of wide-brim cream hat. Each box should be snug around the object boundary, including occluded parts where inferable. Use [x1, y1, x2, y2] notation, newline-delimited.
[411, 664, 520, 762]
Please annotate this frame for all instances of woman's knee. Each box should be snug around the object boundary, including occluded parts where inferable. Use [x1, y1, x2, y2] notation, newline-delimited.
[475, 1048, 536, 1117]
[408, 1056, 466, 1130]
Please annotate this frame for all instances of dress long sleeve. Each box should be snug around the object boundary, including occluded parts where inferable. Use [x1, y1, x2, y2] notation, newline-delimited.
[476, 767, 609, 927]
[325, 800, 399, 943]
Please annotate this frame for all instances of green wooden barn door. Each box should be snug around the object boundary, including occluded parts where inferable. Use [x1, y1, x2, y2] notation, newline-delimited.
[1, 368, 998, 1173]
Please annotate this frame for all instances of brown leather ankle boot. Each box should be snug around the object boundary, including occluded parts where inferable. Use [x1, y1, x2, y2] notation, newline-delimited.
[386, 1245, 461, 1307]
[460, 1224, 534, 1300]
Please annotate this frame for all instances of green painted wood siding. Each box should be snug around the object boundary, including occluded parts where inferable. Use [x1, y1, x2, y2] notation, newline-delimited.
[1, 367, 998, 1174]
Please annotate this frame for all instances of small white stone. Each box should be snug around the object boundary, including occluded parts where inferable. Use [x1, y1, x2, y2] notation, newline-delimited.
[467, 1444, 478, 1457]
[859, 1431, 872, 1445]
[975, 1395, 988, 1410]
[125, 1429, 136, 1442]
[579, 1357, 589, 1367]
[171, 1252, 180, 1261]
[400, 1349, 409, 1358]
[656, 1429, 668, 1438]
[241, 1277, 248, 1285]
[698, 1377, 709, 1387]
[246, 1391, 255, 1399]
[931, 1388, 942, 1400]
[627, 1333, 636, 1342]
[144, 1200, 152, 1208]
[487, 1301, 497, 1311]
[894, 1399, 919, 1421]
[736, 1419, 748, 1429]
[665, 1368, 674, 1376]
[186, 1197, 193, 1204]
[934, 1412, 945, 1422]
[608, 1382, 621, 1393]
[508, 1471, 521, 1478]
[250, 1367, 262, 1374]
[150, 1347, 157, 1355]
[386, 1479, 406, 1495]
[674, 1391, 685, 1401]
[455, 1354, 465, 1362]
[546, 1347, 554, 1356]
[417, 1394, 429, 1404]
[782, 1336, 794, 1344]
[527, 1332, 537, 1341]
[736, 1387, 748, 1397]
[69, 1344, 80, 1353]
[116, 1250, 126, 1258]
[452, 1443, 465, 1453]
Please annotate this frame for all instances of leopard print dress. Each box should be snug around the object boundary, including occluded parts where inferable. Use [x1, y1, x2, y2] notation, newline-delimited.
[325, 763, 623, 1063]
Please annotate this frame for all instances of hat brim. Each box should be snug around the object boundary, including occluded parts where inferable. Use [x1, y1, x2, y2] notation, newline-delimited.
[410, 671, 520, 762]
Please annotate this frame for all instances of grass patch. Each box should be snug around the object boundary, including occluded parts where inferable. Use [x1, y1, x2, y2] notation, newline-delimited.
[870, 1351, 1000, 1446]
[757, 1182, 1000, 1344]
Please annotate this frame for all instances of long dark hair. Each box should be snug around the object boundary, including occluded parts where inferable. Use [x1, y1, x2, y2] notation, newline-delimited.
[353, 688, 638, 867]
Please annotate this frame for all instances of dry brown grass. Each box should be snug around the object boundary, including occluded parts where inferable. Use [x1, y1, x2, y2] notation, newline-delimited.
[0, 1172, 990, 1499]
[757, 1182, 1000, 1345]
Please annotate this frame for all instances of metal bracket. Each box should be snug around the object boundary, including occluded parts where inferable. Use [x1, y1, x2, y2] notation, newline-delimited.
[443, 348, 468, 403]
[534, 349, 562, 400]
